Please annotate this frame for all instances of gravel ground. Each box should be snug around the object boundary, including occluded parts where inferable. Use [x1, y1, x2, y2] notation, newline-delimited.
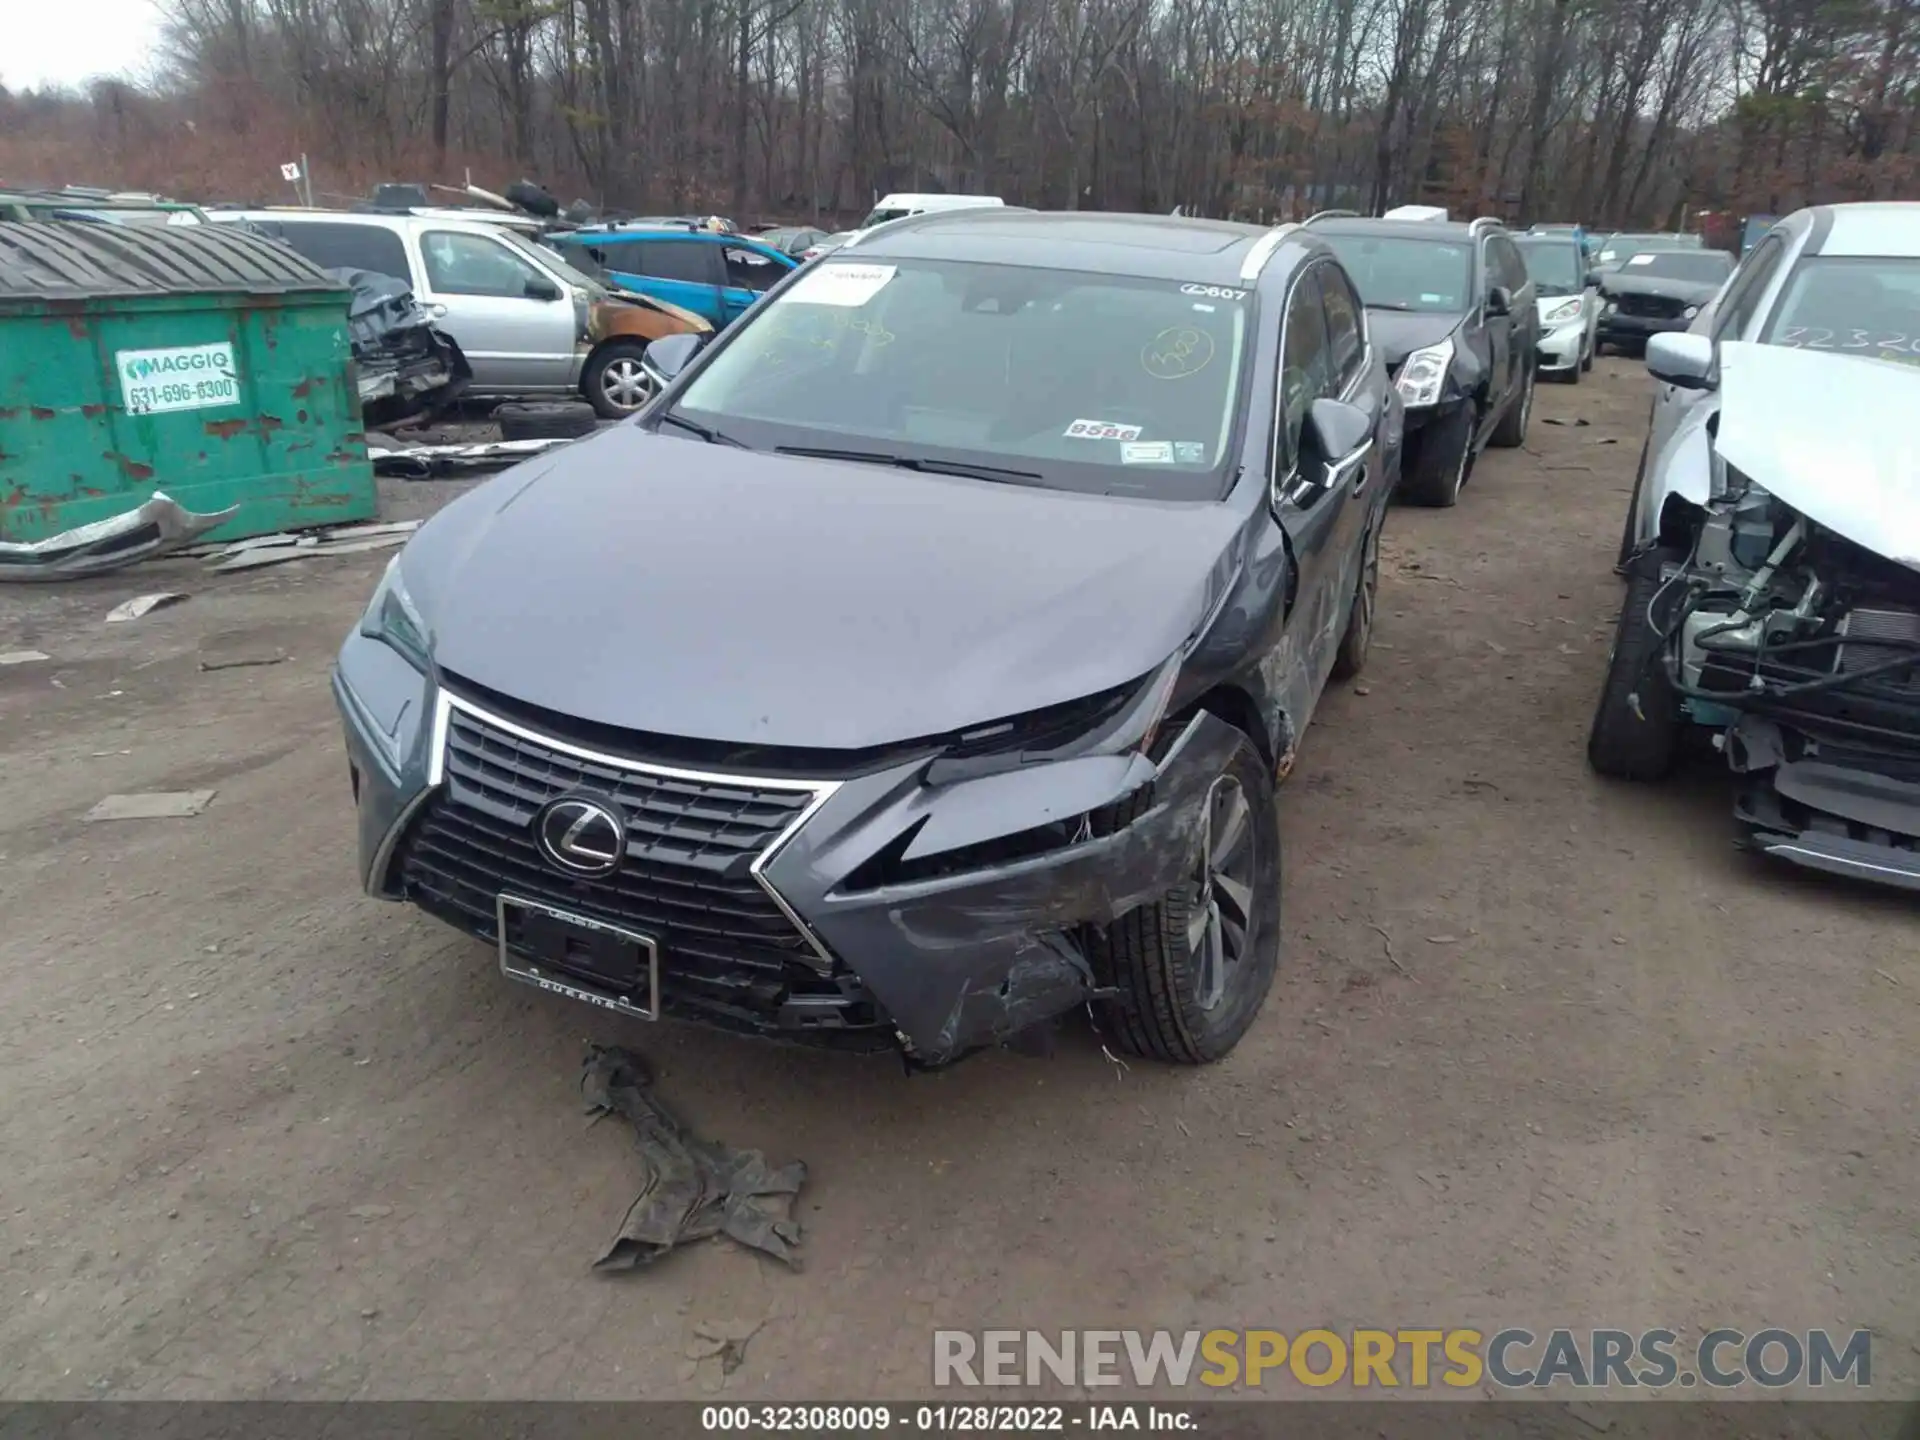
[0, 358, 1914, 1401]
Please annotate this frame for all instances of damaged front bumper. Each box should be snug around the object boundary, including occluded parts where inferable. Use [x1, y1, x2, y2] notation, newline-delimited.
[1535, 320, 1586, 371]
[335, 646, 1230, 1065]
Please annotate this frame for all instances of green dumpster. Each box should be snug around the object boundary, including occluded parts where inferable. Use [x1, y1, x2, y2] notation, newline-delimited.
[0, 220, 375, 544]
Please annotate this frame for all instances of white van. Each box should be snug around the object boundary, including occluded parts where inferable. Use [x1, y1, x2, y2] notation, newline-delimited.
[856, 193, 1005, 229]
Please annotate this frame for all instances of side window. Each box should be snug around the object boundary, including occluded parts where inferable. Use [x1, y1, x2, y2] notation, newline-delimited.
[724, 246, 783, 292]
[1320, 263, 1365, 389]
[636, 240, 719, 286]
[269, 222, 410, 282]
[1277, 269, 1334, 471]
[1713, 236, 1786, 341]
[419, 231, 543, 298]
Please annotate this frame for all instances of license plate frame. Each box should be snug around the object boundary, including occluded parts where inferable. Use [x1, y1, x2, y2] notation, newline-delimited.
[494, 893, 661, 1020]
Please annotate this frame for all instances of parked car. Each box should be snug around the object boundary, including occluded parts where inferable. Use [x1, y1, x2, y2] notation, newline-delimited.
[1514, 231, 1599, 381]
[1592, 231, 1701, 271]
[799, 231, 854, 262]
[1589, 338, 1920, 890]
[209, 209, 712, 418]
[755, 225, 834, 258]
[1307, 213, 1538, 506]
[855, 193, 1005, 229]
[1594, 248, 1734, 356]
[1529, 221, 1595, 260]
[545, 226, 797, 330]
[335, 208, 1401, 1068]
[1621, 202, 1920, 571]
[1, 187, 207, 226]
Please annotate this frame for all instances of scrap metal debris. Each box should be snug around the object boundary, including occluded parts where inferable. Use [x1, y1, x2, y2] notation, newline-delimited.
[0, 650, 49, 665]
[105, 592, 188, 623]
[85, 790, 216, 821]
[368, 434, 579, 479]
[580, 1045, 807, 1273]
[0, 493, 237, 583]
[210, 534, 408, 573]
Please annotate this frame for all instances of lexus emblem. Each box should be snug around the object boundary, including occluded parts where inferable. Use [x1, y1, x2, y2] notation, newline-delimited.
[533, 795, 627, 877]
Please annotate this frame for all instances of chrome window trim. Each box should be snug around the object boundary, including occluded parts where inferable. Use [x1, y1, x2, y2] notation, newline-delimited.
[427, 689, 843, 972]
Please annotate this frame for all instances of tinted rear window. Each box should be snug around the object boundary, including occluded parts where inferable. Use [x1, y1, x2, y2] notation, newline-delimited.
[256, 222, 410, 281]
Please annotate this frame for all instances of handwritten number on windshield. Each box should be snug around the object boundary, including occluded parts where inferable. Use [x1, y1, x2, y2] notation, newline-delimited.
[1143, 326, 1214, 380]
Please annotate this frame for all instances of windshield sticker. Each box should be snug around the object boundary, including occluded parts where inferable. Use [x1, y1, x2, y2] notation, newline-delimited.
[1627, 254, 1657, 266]
[1420, 293, 1444, 304]
[1180, 284, 1248, 301]
[1142, 326, 1215, 380]
[1191, 303, 1217, 313]
[787, 263, 896, 306]
[1121, 441, 1174, 464]
[1174, 441, 1207, 464]
[1065, 419, 1143, 441]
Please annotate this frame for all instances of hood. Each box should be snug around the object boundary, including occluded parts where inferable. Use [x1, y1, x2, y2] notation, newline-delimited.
[1367, 309, 1462, 369]
[591, 290, 712, 338]
[1714, 341, 1920, 572]
[405, 426, 1247, 749]
[1600, 272, 1721, 305]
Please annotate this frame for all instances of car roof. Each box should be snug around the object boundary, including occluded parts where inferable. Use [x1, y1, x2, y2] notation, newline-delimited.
[1808, 202, 1920, 258]
[842, 208, 1323, 285]
[556, 225, 778, 248]
[209, 208, 522, 238]
[1307, 217, 1484, 242]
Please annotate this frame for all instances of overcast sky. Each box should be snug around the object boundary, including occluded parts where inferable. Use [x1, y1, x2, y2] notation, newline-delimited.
[2, 0, 166, 93]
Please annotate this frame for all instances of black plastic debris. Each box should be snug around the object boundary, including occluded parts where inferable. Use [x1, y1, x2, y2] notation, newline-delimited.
[581, 1045, 807, 1273]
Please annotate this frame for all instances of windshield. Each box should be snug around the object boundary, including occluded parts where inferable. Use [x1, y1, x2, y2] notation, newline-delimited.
[859, 207, 912, 228]
[1315, 234, 1472, 313]
[500, 230, 599, 291]
[666, 257, 1249, 499]
[1760, 258, 1920, 368]
[1617, 251, 1733, 285]
[1515, 238, 1584, 295]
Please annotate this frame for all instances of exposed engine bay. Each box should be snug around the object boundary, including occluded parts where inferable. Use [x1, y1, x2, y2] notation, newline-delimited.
[1647, 470, 1920, 888]
[330, 267, 471, 427]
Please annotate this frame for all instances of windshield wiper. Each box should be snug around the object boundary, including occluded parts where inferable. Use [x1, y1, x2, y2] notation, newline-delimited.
[657, 412, 746, 447]
[774, 445, 1047, 487]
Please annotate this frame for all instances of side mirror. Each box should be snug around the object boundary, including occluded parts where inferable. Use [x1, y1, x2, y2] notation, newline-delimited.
[1304, 397, 1373, 464]
[1485, 285, 1512, 317]
[524, 276, 563, 302]
[642, 331, 707, 388]
[1646, 332, 1715, 390]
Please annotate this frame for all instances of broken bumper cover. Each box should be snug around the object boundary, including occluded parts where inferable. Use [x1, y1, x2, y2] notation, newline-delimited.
[1725, 715, 1920, 891]
[334, 643, 1230, 1064]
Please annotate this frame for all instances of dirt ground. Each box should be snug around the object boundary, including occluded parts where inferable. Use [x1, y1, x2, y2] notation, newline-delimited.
[1, 359, 1915, 1402]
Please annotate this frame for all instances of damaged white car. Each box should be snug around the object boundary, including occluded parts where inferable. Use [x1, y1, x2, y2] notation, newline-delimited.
[1593, 336, 1920, 889]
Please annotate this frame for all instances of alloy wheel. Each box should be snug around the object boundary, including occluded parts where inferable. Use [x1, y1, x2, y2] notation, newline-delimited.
[602, 357, 653, 412]
[1188, 775, 1258, 1012]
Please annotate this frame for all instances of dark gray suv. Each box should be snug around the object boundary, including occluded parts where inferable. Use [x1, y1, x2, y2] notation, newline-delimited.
[1307, 213, 1539, 506]
[334, 209, 1402, 1069]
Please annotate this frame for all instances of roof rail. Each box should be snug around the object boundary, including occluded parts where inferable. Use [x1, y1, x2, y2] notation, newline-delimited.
[1237, 222, 1301, 283]
[1303, 209, 1360, 225]
[1469, 215, 1505, 234]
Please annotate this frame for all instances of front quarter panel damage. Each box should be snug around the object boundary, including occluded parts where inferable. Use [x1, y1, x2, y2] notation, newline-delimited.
[767, 711, 1246, 1064]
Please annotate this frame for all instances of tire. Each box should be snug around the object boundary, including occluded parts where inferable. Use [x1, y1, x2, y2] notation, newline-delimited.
[1588, 546, 1685, 781]
[494, 400, 598, 441]
[582, 341, 653, 419]
[1331, 517, 1381, 680]
[1090, 732, 1281, 1065]
[1581, 333, 1596, 372]
[1489, 365, 1533, 448]
[1399, 404, 1475, 507]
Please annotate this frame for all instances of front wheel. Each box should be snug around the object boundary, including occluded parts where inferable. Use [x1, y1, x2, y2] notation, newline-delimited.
[1489, 366, 1533, 448]
[583, 341, 653, 419]
[1091, 733, 1280, 1065]
[1399, 404, 1474, 508]
[1331, 517, 1381, 680]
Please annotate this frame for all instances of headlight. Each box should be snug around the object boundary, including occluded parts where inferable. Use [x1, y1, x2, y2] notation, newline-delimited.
[1543, 299, 1583, 324]
[925, 658, 1181, 786]
[1393, 337, 1454, 409]
[358, 553, 431, 672]
[1683, 305, 1699, 319]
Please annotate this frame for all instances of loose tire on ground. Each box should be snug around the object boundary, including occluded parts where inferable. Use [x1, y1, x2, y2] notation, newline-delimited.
[1588, 546, 1686, 781]
[582, 341, 653, 419]
[494, 400, 599, 442]
[1089, 730, 1281, 1065]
